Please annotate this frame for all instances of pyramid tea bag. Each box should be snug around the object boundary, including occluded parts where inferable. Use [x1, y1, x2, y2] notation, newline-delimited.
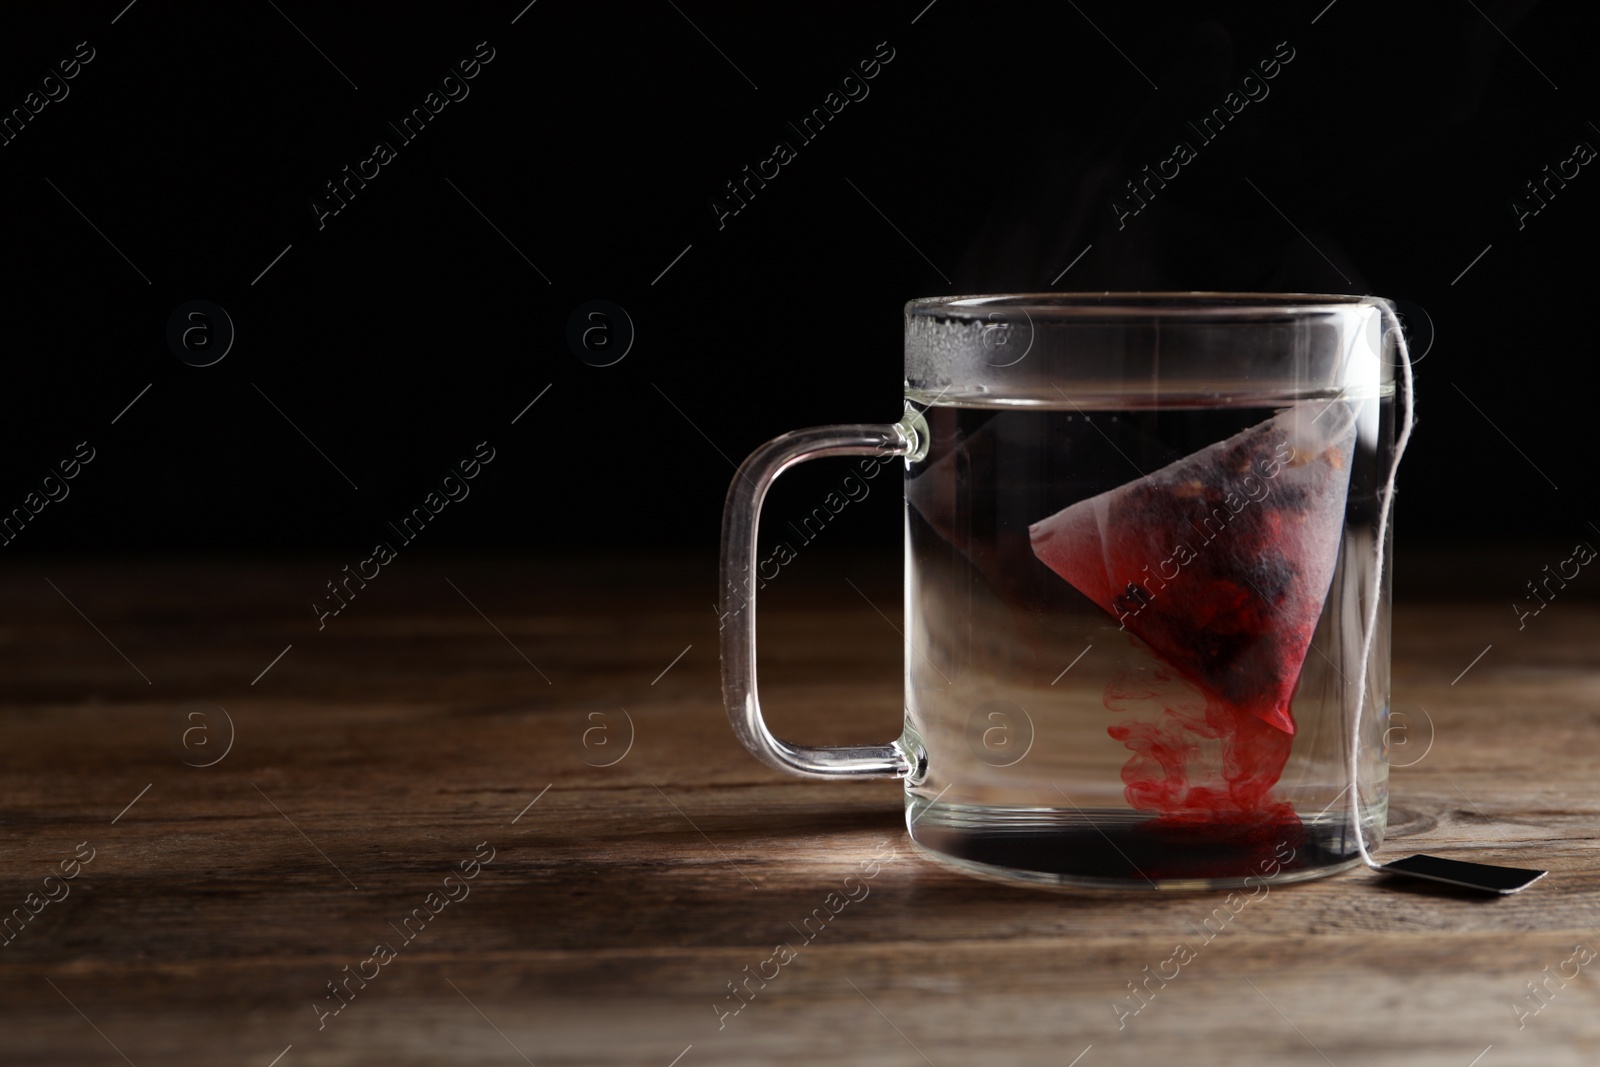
[1029, 402, 1358, 815]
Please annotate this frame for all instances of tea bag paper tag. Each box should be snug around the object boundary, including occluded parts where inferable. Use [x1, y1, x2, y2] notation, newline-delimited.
[1377, 854, 1547, 895]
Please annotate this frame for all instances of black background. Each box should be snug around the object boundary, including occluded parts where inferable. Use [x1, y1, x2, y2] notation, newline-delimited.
[0, 0, 1591, 564]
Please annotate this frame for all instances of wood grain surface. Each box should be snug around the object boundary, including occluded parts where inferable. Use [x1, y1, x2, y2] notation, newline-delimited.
[1, 554, 1597, 1066]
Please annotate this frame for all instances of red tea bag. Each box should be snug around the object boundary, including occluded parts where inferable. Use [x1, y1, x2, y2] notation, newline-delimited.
[1030, 404, 1356, 818]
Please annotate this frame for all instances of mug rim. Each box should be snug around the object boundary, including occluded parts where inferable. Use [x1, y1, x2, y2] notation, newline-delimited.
[907, 292, 1392, 318]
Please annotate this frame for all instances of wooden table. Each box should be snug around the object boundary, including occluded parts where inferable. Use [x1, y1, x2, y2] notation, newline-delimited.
[2, 555, 1596, 1066]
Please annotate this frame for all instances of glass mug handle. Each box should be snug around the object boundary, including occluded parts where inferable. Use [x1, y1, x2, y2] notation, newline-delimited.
[719, 414, 926, 780]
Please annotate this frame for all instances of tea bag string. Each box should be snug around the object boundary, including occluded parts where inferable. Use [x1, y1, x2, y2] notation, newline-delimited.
[1346, 330, 1416, 871]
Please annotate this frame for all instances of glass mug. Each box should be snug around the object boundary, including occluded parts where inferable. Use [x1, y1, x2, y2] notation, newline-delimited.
[720, 294, 1406, 890]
